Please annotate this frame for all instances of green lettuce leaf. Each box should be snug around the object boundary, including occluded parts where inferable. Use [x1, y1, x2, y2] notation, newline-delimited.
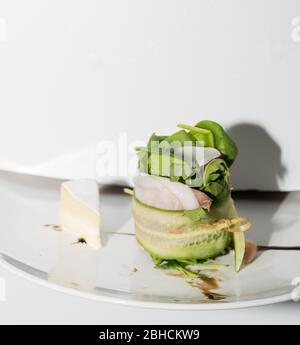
[137, 120, 236, 191]
[183, 208, 208, 221]
[151, 256, 229, 277]
[202, 159, 230, 201]
[138, 129, 203, 185]
[177, 123, 215, 147]
[137, 147, 195, 181]
[195, 120, 238, 167]
[160, 130, 195, 146]
[147, 133, 168, 149]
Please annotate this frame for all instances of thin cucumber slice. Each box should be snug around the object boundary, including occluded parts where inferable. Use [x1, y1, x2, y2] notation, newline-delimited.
[233, 232, 246, 272]
[227, 199, 246, 272]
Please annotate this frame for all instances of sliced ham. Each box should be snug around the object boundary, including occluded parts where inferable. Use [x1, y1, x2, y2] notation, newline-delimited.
[192, 189, 212, 210]
[134, 175, 212, 211]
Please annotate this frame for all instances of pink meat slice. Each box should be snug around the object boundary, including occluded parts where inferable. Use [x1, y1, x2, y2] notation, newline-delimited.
[134, 175, 211, 211]
[192, 189, 212, 210]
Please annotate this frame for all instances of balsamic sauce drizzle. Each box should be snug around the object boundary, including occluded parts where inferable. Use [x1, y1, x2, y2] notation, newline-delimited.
[258, 245, 300, 251]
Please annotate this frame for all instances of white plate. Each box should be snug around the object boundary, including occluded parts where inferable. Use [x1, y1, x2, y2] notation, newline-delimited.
[0, 171, 299, 310]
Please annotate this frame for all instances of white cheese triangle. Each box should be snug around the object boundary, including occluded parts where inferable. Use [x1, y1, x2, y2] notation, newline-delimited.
[60, 180, 101, 249]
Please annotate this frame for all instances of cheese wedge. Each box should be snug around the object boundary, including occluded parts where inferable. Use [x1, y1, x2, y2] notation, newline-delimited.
[60, 180, 101, 249]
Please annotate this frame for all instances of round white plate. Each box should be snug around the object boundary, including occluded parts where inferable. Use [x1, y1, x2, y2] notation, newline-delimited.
[0, 171, 299, 310]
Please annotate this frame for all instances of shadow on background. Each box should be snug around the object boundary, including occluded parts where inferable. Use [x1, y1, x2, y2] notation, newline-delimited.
[228, 123, 288, 245]
[228, 123, 286, 191]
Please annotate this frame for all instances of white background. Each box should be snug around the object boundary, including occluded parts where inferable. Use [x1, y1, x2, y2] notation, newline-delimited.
[0, 0, 300, 190]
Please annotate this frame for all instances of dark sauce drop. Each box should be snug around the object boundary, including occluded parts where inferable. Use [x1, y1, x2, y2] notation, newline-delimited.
[203, 291, 227, 301]
[44, 224, 62, 231]
[188, 274, 227, 301]
[72, 238, 87, 245]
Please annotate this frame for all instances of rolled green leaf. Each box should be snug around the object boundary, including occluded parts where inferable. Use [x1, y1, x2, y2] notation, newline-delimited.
[202, 158, 230, 201]
[195, 120, 238, 166]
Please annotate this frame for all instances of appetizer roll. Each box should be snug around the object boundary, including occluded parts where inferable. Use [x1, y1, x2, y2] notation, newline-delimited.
[133, 120, 251, 272]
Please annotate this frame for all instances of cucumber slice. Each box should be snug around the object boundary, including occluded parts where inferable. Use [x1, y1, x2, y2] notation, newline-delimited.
[227, 199, 246, 272]
[132, 197, 232, 261]
[233, 232, 246, 272]
[133, 195, 247, 271]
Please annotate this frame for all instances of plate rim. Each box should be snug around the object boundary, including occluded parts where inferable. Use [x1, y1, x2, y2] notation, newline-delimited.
[0, 254, 292, 310]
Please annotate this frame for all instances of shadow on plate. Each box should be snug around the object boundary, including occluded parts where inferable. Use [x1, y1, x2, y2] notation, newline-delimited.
[228, 123, 289, 245]
[100, 185, 133, 245]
